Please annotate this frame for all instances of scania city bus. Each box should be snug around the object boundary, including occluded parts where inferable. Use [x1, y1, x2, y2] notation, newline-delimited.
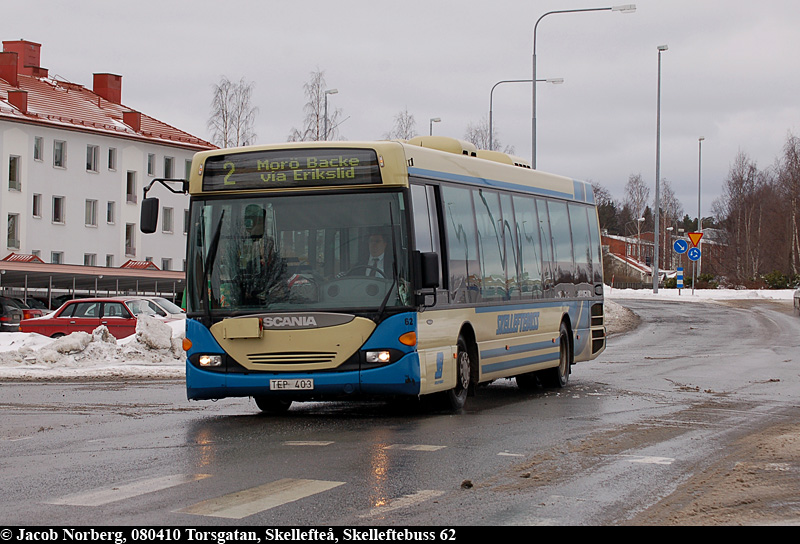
[140, 136, 606, 412]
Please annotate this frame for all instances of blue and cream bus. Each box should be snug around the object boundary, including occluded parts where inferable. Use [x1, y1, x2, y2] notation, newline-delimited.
[140, 136, 606, 412]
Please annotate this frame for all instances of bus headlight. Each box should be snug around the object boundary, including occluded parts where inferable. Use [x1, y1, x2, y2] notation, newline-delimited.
[365, 351, 392, 364]
[198, 354, 223, 367]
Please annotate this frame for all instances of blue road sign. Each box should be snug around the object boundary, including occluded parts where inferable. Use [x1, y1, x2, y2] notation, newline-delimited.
[673, 239, 688, 254]
[688, 247, 701, 261]
[677, 267, 684, 289]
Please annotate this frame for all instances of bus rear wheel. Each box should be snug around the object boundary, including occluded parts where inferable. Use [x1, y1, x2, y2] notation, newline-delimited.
[253, 396, 293, 414]
[539, 322, 571, 388]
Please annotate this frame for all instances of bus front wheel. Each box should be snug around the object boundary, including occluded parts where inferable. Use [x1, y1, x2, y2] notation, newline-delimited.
[539, 322, 571, 388]
[253, 396, 293, 414]
[442, 336, 472, 412]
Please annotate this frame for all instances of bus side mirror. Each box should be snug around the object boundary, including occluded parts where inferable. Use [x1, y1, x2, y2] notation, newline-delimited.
[140, 197, 159, 234]
[414, 251, 440, 289]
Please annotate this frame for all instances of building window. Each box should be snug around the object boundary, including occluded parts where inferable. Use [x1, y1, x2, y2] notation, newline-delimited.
[126, 171, 137, 203]
[108, 148, 117, 171]
[125, 223, 136, 255]
[185, 159, 192, 180]
[9, 155, 21, 190]
[183, 209, 190, 234]
[51, 251, 64, 264]
[161, 258, 172, 271]
[106, 254, 114, 267]
[162, 207, 174, 233]
[32, 194, 42, 218]
[34, 137, 43, 161]
[86, 145, 99, 172]
[164, 156, 174, 178]
[54, 140, 66, 168]
[84, 253, 96, 266]
[147, 154, 155, 176]
[7, 214, 20, 249]
[85, 199, 98, 227]
[107, 201, 116, 224]
[53, 196, 65, 224]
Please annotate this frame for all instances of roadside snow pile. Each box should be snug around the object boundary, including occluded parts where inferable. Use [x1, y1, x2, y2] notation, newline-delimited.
[604, 299, 639, 336]
[0, 315, 185, 380]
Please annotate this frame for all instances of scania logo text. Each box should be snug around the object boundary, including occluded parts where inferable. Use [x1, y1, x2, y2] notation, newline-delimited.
[262, 316, 318, 328]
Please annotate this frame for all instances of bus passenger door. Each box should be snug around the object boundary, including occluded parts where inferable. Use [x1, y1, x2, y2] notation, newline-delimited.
[410, 184, 445, 303]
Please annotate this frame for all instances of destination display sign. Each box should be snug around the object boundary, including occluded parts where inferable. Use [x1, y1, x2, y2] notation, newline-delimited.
[202, 148, 382, 191]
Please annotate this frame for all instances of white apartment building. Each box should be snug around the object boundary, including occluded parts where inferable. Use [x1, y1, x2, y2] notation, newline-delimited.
[0, 39, 214, 277]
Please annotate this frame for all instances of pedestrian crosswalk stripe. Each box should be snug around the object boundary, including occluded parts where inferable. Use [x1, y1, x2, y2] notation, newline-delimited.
[383, 444, 446, 451]
[359, 489, 445, 518]
[176, 478, 345, 519]
[47, 474, 211, 506]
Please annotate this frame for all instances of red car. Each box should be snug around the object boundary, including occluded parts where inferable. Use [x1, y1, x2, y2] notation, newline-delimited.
[19, 297, 173, 339]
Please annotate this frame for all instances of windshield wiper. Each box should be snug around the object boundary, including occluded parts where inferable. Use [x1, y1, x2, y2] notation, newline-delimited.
[202, 209, 225, 316]
[376, 206, 400, 321]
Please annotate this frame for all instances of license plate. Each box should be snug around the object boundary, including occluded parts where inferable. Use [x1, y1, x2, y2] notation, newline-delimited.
[270, 379, 314, 391]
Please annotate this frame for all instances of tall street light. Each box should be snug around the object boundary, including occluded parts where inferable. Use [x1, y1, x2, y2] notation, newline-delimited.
[531, 4, 636, 169]
[323, 88, 338, 140]
[429, 117, 441, 136]
[653, 44, 668, 294]
[489, 78, 564, 152]
[697, 136, 705, 278]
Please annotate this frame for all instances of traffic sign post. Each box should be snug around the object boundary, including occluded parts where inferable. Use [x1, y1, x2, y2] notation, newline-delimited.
[687, 232, 703, 296]
[677, 266, 684, 294]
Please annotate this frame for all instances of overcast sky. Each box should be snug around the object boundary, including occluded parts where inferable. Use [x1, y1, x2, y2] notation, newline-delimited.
[4, 0, 799, 219]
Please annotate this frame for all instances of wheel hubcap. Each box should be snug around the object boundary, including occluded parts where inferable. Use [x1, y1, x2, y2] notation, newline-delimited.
[457, 351, 470, 389]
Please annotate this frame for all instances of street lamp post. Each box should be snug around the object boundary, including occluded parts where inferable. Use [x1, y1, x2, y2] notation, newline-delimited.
[531, 4, 635, 169]
[490, 78, 563, 151]
[323, 88, 338, 140]
[697, 136, 704, 278]
[653, 44, 668, 294]
[429, 117, 441, 136]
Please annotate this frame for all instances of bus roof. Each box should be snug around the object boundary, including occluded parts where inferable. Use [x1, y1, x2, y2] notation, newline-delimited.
[188, 137, 594, 205]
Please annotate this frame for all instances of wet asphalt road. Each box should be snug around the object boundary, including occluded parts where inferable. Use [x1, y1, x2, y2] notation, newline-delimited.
[1, 297, 798, 526]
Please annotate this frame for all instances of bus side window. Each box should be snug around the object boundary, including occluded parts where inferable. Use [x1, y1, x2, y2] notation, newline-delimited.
[547, 200, 575, 287]
[513, 194, 544, 299]
[568, 203, 592, 285]
[536, 199, 555, 294]
[442, 185, 479, 303]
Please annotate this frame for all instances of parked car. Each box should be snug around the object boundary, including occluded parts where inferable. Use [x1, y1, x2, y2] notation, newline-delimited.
[19, 297, 179, 338]
[7, 297, 45, 320]
[21, 297, 53, 315]
[0, 297, 24, 332]
[141, 296, 185, 319]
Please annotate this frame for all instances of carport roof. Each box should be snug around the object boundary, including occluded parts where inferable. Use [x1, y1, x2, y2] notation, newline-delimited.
[0, 259, 185, 297]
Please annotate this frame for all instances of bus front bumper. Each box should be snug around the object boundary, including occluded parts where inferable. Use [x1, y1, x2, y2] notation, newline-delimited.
[186, 353, 422, 401]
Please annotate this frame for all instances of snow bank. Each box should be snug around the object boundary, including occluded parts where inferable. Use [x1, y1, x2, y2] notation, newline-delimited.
[0, 287, 794, 380]
[0, 315, 185, 380]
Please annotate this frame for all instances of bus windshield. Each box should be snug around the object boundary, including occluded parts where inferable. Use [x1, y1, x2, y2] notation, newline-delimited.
[186, 191, 411, 315]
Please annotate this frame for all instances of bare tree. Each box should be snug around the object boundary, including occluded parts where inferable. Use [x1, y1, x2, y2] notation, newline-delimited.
[208, 76, 258, 148]
[287, 69, 343, 142]
[623, 174, 650, 232]
[384, 108, 417, 140]
[463, 117, 515, 154]
[777, 133, 800, 275]
[712, 151, 770, 280]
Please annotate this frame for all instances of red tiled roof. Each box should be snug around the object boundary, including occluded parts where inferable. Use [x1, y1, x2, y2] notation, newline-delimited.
[120, 260, 161, 270]
[3, 252, 45, 263]
[0, 72, 215, 151]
